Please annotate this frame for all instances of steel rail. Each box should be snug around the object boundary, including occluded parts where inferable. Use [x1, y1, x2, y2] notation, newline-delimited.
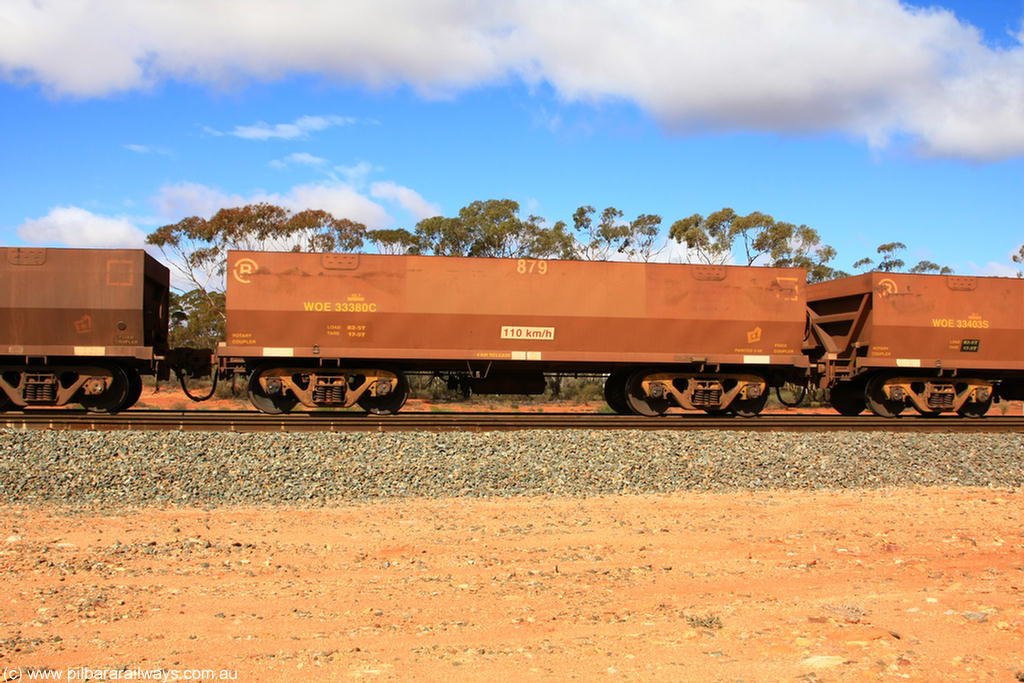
[2, 410, 1023, 433]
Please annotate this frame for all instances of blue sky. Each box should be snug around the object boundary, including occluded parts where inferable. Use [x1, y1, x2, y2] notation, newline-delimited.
[1, 0, 1022, 283]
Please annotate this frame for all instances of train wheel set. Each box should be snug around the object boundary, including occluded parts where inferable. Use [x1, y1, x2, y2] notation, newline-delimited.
[245, 366, 410, 415]
[0, 361, 1004, 419]
[229, 369, 1001, 418]
[829, 373, 997, 419]
[602, 368, 770, 417]
[235, 366, 776, 417]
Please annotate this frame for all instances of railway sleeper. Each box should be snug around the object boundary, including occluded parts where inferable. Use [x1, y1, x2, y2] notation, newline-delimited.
[870, 375, 993, 417]
[637, 373, 768, 415]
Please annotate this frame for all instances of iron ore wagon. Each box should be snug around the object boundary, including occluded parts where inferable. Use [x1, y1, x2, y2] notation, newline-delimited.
[219, 251, 810, 415]
[808, 272, 1024, 417]
[0, 247, 172, 412]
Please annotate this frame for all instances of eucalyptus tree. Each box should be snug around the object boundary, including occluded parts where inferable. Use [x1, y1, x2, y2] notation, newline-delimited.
[668, 207, 840, 281]
[147, 203, 367, 338]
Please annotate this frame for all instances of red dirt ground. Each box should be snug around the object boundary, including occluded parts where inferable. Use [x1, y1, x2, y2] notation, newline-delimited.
[4, 384, 1021, 680]
[1, 489, 1023, 682]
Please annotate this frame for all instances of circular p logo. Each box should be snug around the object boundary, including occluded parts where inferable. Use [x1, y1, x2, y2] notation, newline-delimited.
[233, 258, 259, 284]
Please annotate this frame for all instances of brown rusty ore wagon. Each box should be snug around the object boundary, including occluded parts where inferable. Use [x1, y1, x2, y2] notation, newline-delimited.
[1, 247, 171, 412]
[221, 251, 810, 415]
[807, 272, 1024, 417]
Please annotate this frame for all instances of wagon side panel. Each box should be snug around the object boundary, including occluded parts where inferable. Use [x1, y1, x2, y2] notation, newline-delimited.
[224, 251, 807, 370]
[1, 247, 163, 360]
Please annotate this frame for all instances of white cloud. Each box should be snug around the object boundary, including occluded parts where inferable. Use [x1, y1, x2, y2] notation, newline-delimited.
[2, 1, 1023, 160]
[288, 152, 327, 165]
[17, 206, 146, 247]
[285, 183, 392, 226]
[151, 181, 393, 228]
[124, 143, 172, 157]
[370, 181, 441, 220]
[14, 176, 439, 256]
[968, 261, 1020, 278]
[335, 161, 376, 187]
[152, 182, 246, 220]
[230, 115, 355, 140]
[270, 152, 329, 168]
[511, 1, 1024, 160]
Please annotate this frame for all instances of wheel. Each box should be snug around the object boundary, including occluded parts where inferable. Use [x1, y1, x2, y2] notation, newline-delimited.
[775, 383, 808, 408]
[603, 370, 632, 415]
[829, 382, 865, 416]
[121, 368, 143, 411]
[80, 365, 130, 414]
[730, 392, 768, 418]
[0, 373, 11, 412]
[957, 396, 992, 418]
[625, 370, 669, 416]
[357, 371, 409, 415]
[248, 368, 299, 414]
[865, 375, 904, 418]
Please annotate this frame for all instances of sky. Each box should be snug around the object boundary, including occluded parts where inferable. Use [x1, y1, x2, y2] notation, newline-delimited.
[1, 0, 1023, 284]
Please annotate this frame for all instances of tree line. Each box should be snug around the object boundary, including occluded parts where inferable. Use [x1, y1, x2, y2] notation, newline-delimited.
[146, 199, 970, 348]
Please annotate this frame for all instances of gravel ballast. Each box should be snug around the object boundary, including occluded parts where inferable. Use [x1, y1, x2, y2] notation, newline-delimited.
[1, 428, 1022, 506]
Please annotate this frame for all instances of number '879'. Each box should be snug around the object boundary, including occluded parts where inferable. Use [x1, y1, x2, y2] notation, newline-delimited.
[516, 259, 548, 275]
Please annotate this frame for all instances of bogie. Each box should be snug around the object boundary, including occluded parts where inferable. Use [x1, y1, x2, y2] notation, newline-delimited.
[0, 364, 141, 414]
[246, 366, 409, 415]
[856, 374, 996, 418]
[608, 370, 770, 417]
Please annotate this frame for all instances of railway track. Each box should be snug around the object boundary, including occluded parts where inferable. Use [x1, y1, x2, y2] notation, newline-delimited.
[3, 410, 1023, 433]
